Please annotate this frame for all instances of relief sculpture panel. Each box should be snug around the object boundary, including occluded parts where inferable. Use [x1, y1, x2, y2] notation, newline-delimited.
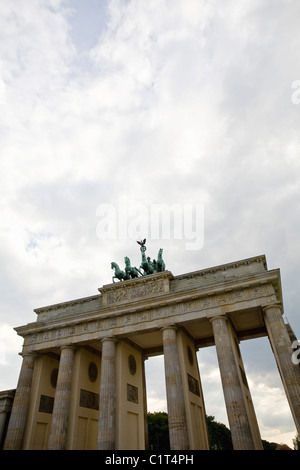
[105, 279, 165, 305]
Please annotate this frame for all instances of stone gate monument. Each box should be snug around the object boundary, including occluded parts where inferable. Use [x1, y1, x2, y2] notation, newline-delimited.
[2, 247, 300, 450]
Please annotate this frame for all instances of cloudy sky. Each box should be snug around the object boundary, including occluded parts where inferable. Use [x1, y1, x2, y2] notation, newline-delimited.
[1, 0, 300, 448]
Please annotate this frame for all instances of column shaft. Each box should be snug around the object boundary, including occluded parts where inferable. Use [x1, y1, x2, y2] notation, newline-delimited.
[264, 304, 300, 435]
[48, 346, 75, 450]
[4, 353, 36, 450]
[162, 326, 189, 450]
[142, 356, 149, 450]
[97, 337, 117, 450]
[210, 316, 256, 450]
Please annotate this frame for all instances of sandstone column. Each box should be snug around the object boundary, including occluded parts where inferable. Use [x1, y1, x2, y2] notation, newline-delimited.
[48, 345, 75, 450]
[142, 355, 149, 450]
[263, 304, 300, 435]
[4, 353, 36, 450]
[97, 336, 117, 450]
[210, 315, 256, 450]
[161, 325, 189, 450]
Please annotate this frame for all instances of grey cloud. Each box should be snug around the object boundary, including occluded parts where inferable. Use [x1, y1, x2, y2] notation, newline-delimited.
[0, 0, 299, 446]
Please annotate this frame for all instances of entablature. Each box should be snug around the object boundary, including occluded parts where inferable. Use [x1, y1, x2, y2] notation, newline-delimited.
[16, 266, 282, 356]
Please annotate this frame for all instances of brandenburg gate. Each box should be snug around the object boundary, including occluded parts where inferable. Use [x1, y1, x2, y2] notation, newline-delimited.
[3, 246, 300, 450]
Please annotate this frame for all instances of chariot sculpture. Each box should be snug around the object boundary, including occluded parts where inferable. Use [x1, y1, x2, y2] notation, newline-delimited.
[111, 239, 166, 283]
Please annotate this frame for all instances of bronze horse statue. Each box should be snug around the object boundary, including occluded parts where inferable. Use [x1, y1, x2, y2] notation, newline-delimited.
[111, 241, 166, 282]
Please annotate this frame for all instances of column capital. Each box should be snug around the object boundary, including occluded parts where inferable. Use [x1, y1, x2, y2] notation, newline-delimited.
[262, 303, 283, 314]
[208, 314, 228, 324]
[100, 335, 118, 344]
[60, 344, 76, 352]
[161, 324, 177, 333]
[19, 351, 38, 359]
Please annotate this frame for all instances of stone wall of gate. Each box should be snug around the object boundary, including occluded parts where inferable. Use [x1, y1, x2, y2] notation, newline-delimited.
[3, 254, 300, 450]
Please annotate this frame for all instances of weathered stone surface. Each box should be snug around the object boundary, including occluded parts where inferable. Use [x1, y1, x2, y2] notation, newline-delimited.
[48, 346, 75, 450]
[4, 254, 300, 450]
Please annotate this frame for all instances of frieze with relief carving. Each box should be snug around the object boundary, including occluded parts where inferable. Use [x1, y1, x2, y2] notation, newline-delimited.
[19, 254, 280, 354]
[106, 279, 165, 304]
[24, 282, 276, 351]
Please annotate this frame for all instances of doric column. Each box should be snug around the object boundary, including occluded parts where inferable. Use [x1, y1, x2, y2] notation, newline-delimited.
[210, 315, 256, 450]
[263, 304, 300, 435]
[48, 346, 75, 450]
[97, 336, 117, 450]
[4, 353, 36, 450]
[142, 355, 149, 450]
[161, 325, 189, 450]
